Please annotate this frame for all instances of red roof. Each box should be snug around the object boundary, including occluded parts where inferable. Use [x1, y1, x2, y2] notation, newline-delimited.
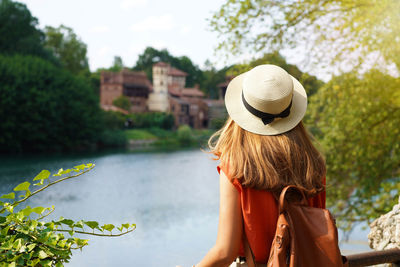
[168, 84, 182, 97]
[122, 71, 152, 89]
[182, 88, 204, 97]
[153, 61, 169, 67]
[101, 70, 152, 91]
[168, 67, 188, 77]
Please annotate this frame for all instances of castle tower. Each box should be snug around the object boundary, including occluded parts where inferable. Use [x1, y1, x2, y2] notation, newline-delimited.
[148, 62, 170, 112]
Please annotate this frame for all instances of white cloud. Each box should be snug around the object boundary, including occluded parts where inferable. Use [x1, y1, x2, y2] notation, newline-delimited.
[120, 0, 147, 9]
[131, 14, 174, 32]
[180, 25, 191, 35]
[90, 25, 110, 33]
[96, 46, 111, 57]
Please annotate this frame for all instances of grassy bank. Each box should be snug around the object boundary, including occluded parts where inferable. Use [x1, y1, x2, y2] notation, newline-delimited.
[124, 126, 214, 150]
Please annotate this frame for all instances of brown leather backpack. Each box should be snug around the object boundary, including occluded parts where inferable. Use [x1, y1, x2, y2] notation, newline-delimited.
[244, 185, 348, 267]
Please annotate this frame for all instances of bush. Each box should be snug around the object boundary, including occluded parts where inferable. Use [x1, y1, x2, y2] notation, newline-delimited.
[112, 96, 131, 111]
[101, 110, 127, 130]
[128, 112, 174, 129]
[97, 129, 127, 148]
[177, 125, 193, 145]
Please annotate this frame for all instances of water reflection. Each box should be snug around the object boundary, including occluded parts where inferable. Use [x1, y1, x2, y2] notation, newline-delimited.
[0, 149, 369, 266]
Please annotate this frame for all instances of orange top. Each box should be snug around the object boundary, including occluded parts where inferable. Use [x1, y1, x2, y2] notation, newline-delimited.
[217, 164, 326, 263]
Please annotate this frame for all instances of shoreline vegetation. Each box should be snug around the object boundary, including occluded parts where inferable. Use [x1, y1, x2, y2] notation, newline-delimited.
[125, 126, 213, 151]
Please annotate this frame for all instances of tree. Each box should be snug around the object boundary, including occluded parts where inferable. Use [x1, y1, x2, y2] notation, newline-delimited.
[202, 66, 229, 99]
[109, 56, 124, 72]
[0, 54, 101, 152]
[227, 52, 323, 96]
[211, 0, 400, 229]
[133, 47, 203, 87]
[0, 0, 57, 63]
[113, 95, 131, 111]
[44, 25, 89, 75]
[210, 0, 400, 71]
[307, 69, 400, 230]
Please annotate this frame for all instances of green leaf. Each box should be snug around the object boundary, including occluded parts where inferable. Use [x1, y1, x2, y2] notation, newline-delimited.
[14, 181, 30, 191]
[75, 238, 88, 247]
[74, 220, 84, 229]
[84, 221, 99, 230]
[21, 206, 33, 216]
[27, 243, 36, 252]
[13, 238, 23, 250]
[38, 250, 48, 259]
[101, 224, 115, 232]
[73, 164, 86, 172]
[55, 262, 64, 267]
[53, 168, 64, 177]
[1, 192, 15, 199]
[60, 219, 74, 226]
[40, 259, 52, 267]
[32, 207, 47, 215]
[122, 223, 130, 229]
[33, 170, 50, 181]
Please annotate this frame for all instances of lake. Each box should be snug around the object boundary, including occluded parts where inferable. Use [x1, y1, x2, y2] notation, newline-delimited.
[0, 149, 370, 266]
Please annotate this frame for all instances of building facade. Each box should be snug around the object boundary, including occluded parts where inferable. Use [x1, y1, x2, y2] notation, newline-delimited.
[100, 69, 152, 113]
[100, 63, 209, 129]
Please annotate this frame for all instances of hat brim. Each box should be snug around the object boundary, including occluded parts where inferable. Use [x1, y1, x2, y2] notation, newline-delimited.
[225, 72, 307, 135]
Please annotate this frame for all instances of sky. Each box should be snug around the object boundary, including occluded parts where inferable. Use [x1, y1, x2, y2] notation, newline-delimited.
[19, 0, 232, 71]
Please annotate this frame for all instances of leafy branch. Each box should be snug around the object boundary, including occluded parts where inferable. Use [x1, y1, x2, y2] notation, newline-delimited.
[0, 163, 136, 267]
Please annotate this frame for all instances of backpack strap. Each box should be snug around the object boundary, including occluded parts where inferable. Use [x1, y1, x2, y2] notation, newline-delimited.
[279, 185, 308, 214]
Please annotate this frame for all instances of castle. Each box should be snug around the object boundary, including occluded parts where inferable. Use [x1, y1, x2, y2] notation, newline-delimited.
[100, 62, 224, 129]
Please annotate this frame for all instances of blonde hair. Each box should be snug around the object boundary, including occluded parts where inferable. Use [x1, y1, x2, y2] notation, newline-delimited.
[208, 118, 325, 196]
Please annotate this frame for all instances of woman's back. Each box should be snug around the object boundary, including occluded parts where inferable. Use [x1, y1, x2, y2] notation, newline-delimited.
[193, 64, 327, 267]
[218, 165, 326, 263]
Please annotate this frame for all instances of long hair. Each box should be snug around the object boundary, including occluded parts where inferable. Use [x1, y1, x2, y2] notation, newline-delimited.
[208, 118, 325, 196]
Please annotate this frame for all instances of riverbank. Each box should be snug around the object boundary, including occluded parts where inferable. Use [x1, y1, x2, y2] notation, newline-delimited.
[124, 126, 214, 150]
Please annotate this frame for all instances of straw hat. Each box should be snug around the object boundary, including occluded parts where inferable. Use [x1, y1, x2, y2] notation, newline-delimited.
[225, 64, 307, 135]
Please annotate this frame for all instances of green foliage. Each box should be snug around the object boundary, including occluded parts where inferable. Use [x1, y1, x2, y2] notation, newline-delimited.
[100, 111, 127, 130]
[44, 25, 89, 75]
[0, 163, 136, 266]
[133, 47, 203, 88]
[202, 62, 230, 99]
[109, 56, 124, 72]
[209, 118, 227, 130]
[0, 0, 57, 63]
[177, 125, 194, 145]
[227, 52, 323, 96]
[307, 69, 400, 229]
[124, 129, 157, 140]
[210, 0, 400, 70]
[0, 54, 101, 153]
[212, 0, 400, 231]
[112, 96, 132, 111]
[128, 112, 174, 130]
[97, 130, 127, 148]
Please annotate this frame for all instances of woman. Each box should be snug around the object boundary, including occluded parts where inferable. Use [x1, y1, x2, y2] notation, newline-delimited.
[194, 65, 326, 267]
